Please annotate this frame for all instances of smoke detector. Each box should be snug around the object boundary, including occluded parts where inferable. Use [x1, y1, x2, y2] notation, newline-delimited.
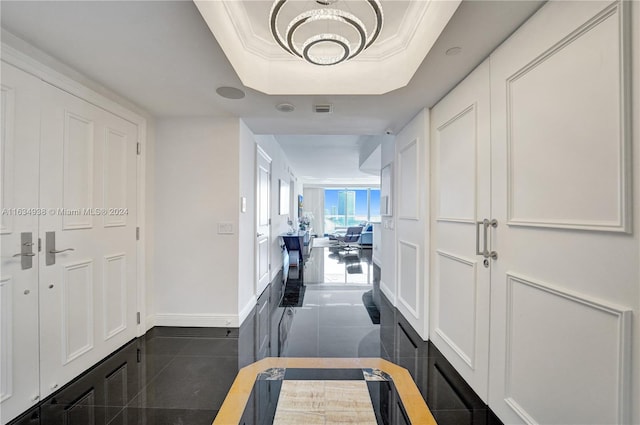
[314, 104, 333, 114]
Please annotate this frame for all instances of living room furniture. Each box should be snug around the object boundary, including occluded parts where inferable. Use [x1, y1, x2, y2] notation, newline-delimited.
[281, 230, 311, 267]
[334, 226, 363, 251]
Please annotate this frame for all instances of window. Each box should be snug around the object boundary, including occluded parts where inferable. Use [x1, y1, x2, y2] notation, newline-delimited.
[324, 188, 380, 233]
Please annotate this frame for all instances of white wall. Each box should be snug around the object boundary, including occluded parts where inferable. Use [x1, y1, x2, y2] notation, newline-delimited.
[302, 187, 324, 236]
[154, 117, 241, 326]
[238, 120, 257, 322]
[255, 135, 301, 281]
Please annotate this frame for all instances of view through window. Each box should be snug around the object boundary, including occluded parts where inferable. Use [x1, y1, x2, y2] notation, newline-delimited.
[324, 189, 380, 233]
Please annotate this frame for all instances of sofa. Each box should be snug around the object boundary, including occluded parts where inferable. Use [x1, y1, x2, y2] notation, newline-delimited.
[359, 223, 373, 245]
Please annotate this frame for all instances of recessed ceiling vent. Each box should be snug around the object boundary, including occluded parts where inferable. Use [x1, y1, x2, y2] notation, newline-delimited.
[314, 104, 333, 114]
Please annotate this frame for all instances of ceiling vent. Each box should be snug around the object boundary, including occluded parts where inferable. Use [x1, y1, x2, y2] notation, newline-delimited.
[314, 104, 333, 114]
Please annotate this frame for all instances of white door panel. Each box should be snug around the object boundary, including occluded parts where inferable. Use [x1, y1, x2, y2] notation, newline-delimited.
[39, 82, 138, 399]
[0, 61, 41, 424]
[394, 109, 429, 338]
[256, 146, 271, 295]
[489, 1, 637, 423]
[430, 59, 491, 402]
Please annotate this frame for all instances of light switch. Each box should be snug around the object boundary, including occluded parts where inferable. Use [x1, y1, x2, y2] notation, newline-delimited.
[218, 222, 234, 234]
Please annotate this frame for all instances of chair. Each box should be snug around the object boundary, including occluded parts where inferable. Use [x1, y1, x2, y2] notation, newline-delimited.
[334, 226, 364, 251]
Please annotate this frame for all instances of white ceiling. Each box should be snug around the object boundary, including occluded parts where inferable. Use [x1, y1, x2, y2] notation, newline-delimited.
[195, 0, 461, 95]
[0, 0, 544, 183]
[275, 135, 381, 186]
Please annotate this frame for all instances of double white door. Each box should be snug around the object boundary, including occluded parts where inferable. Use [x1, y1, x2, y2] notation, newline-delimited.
[1, 62, 139, 424]
[431, 1, 638, 423]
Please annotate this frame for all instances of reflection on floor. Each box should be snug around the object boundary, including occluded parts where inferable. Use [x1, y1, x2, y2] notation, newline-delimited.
[303, 245, 373, 285]
[10, 247, 502, 425]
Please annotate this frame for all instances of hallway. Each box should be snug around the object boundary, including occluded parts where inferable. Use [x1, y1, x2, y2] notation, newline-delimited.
[9, 247, 493, 425]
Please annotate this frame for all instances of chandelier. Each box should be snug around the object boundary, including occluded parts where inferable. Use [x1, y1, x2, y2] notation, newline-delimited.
[269, 0, 384, 66]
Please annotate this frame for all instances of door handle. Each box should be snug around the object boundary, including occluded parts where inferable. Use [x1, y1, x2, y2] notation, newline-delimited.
[45, 232, 74, 266]
[14, 232, 35, 269]
[476, 219, 498, 261]
[475, 221, 484, 257]
[257, 233, 264, 237]
[483, 219, 498, 260]
[49, 248, 75, 254]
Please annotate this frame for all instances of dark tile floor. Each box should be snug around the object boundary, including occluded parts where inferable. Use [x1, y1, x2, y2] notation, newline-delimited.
[10, 246, 501, 425]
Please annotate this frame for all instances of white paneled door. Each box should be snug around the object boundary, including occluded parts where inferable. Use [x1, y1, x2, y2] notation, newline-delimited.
[38, 82, 138, 400]
[430, 59, 491, 402]
[256, 146, 271, 295]
[489, 1, 636, 424]
[0, 62, 42, 424]
[1, 62, 139, 424]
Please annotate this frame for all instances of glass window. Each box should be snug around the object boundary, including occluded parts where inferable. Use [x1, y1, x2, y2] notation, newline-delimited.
[370, 189, 381, 223]
[324, 188, 380, 233]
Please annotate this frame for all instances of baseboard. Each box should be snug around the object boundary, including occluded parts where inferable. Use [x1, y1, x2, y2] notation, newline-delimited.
[380, 280, 396, 305]
[154, 313, 239, 328]
[372, 255, 382, 267]
[238, 295, 257, 326]
[145, 314, 156, 331]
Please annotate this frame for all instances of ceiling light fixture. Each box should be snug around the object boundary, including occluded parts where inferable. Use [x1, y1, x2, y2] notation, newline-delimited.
[269, 0, 384, 66]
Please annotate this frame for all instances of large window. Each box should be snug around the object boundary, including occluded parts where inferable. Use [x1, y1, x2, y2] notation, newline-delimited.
[324, 188, 381, 233]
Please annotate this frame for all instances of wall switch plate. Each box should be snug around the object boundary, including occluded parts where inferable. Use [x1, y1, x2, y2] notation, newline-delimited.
[240, 197, 247, 213]
[218, 222, 234, 234]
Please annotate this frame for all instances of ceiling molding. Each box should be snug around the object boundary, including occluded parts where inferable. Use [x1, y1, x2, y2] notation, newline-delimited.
[195, 0, 461, 95]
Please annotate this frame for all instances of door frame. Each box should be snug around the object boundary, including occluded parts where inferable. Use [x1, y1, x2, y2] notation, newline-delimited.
[255, 145, 272, 297]
[2, 41, 148, 336]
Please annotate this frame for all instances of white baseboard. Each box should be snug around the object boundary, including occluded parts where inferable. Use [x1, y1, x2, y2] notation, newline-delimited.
[380, 280, 396, 305]
[238, 295, 257, 326]
[154, 313, 239, 327]
[145, 314, 156, 331]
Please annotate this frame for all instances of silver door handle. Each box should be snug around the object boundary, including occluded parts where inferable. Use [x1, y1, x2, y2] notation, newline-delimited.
[49, 248, 75, 254]
[46, 231, 74, 266]
[15, 232, 35, 269]
[476, 219, 498, 260]
[475, 221, 484, 256]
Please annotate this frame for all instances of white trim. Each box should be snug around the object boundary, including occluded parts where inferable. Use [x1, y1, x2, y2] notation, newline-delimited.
[379, 279, 396, 306]
[435, 103, 478, 225]
[505, 2, 630, 234]
[505, 272, 632, 425]
[154, 313, 240, 328]
[397, 138, 420, 221]
[397, 239, 420, 319]
[145, 314, 156, 331]
[433, 249, 478, 369]
[238, 295, 257, 326]
[0, 276, 13, 402]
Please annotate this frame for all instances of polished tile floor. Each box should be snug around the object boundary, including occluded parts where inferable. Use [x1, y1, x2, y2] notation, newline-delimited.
[10, 246, 501, 425]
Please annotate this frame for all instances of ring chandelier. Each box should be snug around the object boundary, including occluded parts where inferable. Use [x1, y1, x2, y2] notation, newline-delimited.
[269, 0, 384, 66]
